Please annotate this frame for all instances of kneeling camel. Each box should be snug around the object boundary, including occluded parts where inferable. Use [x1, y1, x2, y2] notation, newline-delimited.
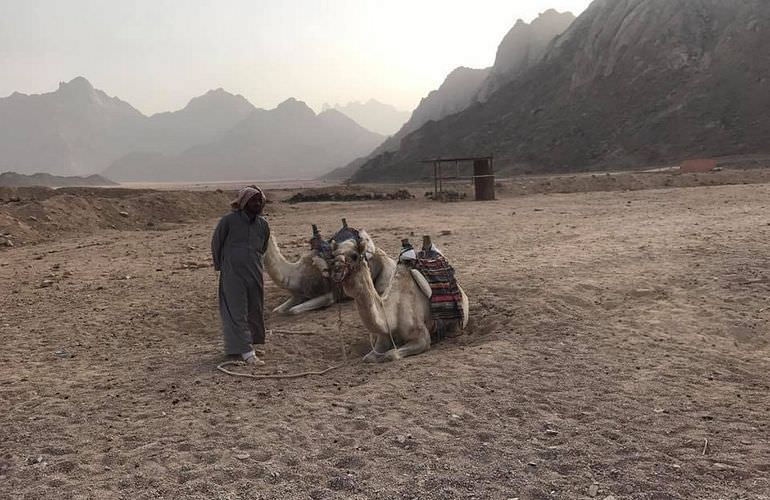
[265, 227, 395, 315]
[332, 235, 469, 362]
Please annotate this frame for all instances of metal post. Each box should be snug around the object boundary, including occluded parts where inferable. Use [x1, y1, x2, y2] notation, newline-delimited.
[433, 162, 438, 199]
[438, 163, 442, 198]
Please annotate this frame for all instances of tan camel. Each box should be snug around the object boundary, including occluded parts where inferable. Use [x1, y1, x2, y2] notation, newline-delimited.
[265, 229, 396, 315]
[332, 235, 469, 362]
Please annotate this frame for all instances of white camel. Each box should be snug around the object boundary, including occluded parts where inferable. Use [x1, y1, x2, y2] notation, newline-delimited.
[265, 230, 396, 315]
[332, 235, 469, 362]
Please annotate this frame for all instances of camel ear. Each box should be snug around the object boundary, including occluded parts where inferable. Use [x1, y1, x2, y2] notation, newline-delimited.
[358, 230, 375, 259]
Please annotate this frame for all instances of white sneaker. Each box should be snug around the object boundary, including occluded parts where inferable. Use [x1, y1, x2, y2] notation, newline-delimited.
[241, 351, 265, 366]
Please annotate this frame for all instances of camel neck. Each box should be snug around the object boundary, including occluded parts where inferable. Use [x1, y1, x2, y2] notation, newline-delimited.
[345, 264, 390, 335]
[264, 235, 299, 287]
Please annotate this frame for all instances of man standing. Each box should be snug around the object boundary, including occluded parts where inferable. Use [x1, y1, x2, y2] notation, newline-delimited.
[211, 186, 269, 365]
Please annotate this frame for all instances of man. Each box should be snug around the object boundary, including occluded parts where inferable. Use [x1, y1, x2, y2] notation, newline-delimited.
[211, 186, 270, 365]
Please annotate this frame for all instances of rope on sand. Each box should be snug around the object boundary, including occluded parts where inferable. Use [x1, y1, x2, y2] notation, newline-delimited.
[216, 361, 344, 380]
[217, 307, 351, 380]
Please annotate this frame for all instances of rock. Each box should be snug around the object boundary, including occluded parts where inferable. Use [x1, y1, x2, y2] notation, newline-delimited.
[118, 211, 129, 217]
[38, 279, 54, 288]
[588, 484, 599, 497]
[603, 496, 616, 500]
[1, 237, 13, 247]
[54, 351, 74, 359]
[439, 230, 452, 236]
[328, 476, 356, 491]
[29, 216, 38, 222]
[234, 453, 250, 460]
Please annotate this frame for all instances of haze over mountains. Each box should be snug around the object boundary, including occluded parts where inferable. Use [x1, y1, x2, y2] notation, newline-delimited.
[0, 77, 145, 177]
[5, 1, 768, 185]
[0, 78, 384, 181]
[323, 100, 410, 136]
[105, 99, 383, 182]
[328, 8, 576, 179]
[352, 0, 770, 182]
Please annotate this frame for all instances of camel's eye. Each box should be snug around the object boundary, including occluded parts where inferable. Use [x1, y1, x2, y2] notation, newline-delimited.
[351, 253, 359, 261]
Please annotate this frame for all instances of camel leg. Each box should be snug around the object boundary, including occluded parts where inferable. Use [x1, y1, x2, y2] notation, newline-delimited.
[363, 334, 394, 363]
[381, 326, 431, 362]
[286, 292, 335, 315]
[273, 296, 302, 314]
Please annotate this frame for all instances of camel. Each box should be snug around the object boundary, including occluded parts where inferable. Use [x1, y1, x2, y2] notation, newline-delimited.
[265, 225, 396, 315]
[332, 235, 469, 362]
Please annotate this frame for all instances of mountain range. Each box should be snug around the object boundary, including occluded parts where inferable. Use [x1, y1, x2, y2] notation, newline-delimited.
[105, 98, 383, 182]
[351, 0, 770, 182]
[0, 78, 385, 181]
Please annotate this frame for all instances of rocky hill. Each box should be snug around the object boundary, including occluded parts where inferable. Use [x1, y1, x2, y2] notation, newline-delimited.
[137, 88, 256, 155]
[352, 0, 770, 182]
[476, 9, 576, 101]
[105, 99, 384, 182]
[0, 77, 145, 176]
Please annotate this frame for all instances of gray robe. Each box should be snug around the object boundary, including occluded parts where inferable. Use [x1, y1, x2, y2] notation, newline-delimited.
[211, 210, 270, 355]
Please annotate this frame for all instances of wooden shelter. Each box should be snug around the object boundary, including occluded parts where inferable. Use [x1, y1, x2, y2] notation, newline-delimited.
[420, 156, 495, 201]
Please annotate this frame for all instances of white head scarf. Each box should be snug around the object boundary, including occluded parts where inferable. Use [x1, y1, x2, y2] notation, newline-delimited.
[231, 186, 264, 211]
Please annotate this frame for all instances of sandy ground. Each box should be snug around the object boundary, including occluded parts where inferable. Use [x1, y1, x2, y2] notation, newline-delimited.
[1, 182, 770, 499]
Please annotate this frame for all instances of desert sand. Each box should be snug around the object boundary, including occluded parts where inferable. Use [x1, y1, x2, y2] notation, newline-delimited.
[1, 176, 769, 499]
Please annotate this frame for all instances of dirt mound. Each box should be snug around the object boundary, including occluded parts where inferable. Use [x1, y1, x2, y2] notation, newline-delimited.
[0, 188, 234, 247]
[287, 188, 413, 203]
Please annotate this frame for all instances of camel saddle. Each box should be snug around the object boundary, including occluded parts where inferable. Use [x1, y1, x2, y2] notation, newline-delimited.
[413, 247, 464, 332]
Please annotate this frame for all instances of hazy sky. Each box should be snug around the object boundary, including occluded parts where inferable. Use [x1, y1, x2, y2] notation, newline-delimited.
[0, 0, 591, 115]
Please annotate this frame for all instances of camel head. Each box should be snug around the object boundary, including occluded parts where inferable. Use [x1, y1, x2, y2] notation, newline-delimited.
[330, 230, 375, 285]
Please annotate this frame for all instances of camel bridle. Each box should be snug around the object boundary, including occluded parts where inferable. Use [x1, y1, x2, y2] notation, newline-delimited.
[331, 248, 367, 285]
